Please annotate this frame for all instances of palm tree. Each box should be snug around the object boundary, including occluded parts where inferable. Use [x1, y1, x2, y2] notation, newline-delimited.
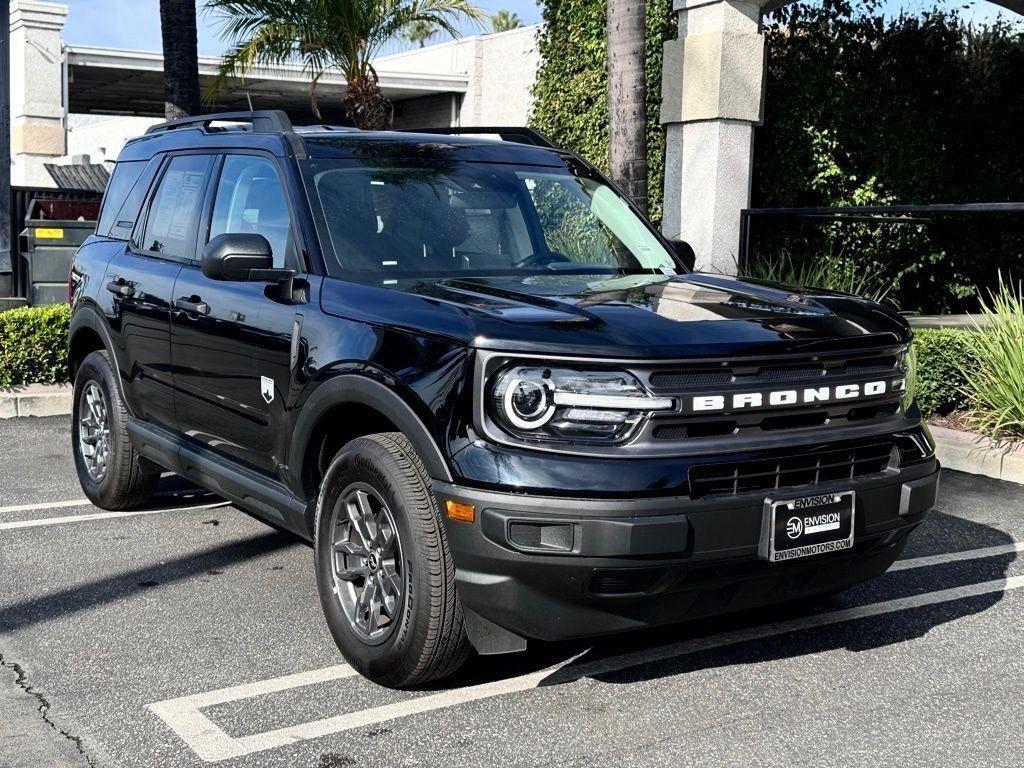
[490, 9, 521, 33]
[403, 19, 437, 47]
[206, 0, 486, 130]
[160, 0, 201, 119]
[606, 0, 647, 213]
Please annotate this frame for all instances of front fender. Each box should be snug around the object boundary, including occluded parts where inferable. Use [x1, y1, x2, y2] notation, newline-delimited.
[289, 373, 454, 485]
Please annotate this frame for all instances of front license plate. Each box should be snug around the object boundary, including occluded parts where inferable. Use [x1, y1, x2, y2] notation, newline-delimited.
[760, 491, 855, 563]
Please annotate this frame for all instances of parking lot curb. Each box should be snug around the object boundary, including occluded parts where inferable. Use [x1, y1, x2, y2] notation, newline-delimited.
[0, 384, 72, 419]
[931, 424, 1024, 485]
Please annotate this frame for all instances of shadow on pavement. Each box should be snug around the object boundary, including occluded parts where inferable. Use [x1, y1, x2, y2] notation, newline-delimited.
[0, 532, 295, 634]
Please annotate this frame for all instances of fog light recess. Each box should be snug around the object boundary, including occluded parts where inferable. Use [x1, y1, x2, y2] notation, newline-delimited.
[508, 521, 574, 552]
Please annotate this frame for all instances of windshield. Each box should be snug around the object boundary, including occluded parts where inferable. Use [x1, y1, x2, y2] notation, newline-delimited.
[305, 159, 680, 282]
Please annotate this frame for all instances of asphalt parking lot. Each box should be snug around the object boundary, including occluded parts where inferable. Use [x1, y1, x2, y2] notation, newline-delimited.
[1, 416, 1022, 768]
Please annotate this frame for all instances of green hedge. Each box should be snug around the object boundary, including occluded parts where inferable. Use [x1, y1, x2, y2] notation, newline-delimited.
[0, 304, 71, 388]
[912, 327, 977, 417]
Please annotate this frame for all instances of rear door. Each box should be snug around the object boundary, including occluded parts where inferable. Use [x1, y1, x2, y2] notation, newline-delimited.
[169, 151, 306, 477]
[103, 153, 213, 428]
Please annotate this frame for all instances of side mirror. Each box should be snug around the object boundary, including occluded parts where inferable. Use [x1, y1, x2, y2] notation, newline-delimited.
[668, 239, 696, 271]
[201, 233, 292, 282]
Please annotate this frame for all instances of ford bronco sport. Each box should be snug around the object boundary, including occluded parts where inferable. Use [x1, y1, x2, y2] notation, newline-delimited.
[67, 111, 939, 687]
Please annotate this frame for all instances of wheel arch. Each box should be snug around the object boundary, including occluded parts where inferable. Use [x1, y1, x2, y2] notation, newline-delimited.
[68, 305, 112, 380]
[292, 375, 454, 509]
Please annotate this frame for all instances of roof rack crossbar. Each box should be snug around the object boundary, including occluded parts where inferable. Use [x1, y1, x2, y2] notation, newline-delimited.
[145, 110, 294, 136]
[399, 126, 560, 149]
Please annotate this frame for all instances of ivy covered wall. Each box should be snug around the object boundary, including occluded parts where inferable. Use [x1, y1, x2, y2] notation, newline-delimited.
[529, 0, 676, 225]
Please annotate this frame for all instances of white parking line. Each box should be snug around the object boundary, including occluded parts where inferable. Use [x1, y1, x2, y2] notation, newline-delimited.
[0, 498, 91, 514]
[890, 541, 1024, 571]
[148, 545, 1024, 762]
[0, 501, 231, 531]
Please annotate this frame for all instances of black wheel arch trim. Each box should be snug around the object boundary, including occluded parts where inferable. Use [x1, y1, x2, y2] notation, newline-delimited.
[291, 374, 454, 485]
[68, 304, 134, 417]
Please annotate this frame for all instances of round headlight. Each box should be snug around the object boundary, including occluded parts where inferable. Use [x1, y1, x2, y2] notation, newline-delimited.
[495, 370, 556, 430]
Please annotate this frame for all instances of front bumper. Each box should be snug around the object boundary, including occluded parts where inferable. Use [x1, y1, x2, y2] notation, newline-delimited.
[434, 458, 939, 647]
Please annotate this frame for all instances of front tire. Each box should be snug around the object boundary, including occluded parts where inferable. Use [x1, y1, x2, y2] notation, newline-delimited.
[72, 350, 159, 510]
[314, 432, 471, 688]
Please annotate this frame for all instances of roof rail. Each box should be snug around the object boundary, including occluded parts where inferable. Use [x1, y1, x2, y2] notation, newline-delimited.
[145, 110, 294, 136]
[399, 126, 560, 149]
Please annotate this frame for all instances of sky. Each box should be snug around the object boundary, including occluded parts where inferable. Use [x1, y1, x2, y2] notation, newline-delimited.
[60, 0, 1017, 57]
[61, 0, 545, 56]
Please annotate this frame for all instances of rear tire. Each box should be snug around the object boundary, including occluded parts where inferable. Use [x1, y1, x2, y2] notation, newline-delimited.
[314, 432, 471, 688]
[72, 350, 159, 510]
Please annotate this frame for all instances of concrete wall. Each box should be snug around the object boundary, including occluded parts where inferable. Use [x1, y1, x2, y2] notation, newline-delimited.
[459, 26, 541, 126]
[65, 114, 161, 166]
[378, 26, 541, 127]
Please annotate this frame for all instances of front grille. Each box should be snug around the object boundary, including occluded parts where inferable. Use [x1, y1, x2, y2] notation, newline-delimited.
[644, 347, 906, 442]
[648, 354, 900, 393]
[648, 370, 732, 389]
[687, 441, 894, 499]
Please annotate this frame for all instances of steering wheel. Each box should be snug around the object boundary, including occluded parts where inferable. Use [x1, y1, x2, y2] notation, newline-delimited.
[516, 250, 574, 269]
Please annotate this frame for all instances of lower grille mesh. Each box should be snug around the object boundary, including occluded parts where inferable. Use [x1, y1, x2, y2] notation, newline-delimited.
[688, 441, 894, 499]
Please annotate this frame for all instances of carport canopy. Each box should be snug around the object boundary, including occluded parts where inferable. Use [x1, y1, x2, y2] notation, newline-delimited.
[66, 46, 469, 122]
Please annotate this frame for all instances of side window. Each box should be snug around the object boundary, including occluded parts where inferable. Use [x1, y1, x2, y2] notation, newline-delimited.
[209, 155, 294, 269]
[140, 154, 213, 258]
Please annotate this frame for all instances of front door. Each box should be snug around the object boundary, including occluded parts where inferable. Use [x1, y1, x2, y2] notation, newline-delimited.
[170, 152, 305, 477]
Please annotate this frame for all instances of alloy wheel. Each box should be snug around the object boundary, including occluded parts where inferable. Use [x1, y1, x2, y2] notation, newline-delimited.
[78, 381, 111, 482]
[329, 482, 404, 642]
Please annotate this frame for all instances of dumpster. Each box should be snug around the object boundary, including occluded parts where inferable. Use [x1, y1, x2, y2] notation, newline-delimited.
[19, 196, 101, 305]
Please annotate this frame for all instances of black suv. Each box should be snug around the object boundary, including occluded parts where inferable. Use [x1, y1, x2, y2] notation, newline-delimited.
[68, 111, 939, 687]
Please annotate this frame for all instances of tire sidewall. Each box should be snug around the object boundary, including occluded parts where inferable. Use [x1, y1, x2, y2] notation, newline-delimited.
[314, 439, 437, 685]
[72, 351, 122, 507]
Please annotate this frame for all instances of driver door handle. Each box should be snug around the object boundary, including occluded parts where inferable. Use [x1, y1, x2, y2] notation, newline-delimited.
[174, 296, 210, 316]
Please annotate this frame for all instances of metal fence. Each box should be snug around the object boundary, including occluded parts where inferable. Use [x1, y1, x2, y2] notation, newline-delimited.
[736, 202, 1024, 314]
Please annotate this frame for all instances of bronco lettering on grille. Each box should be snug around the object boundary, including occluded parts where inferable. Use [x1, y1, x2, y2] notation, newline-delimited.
[689, 379, 905, 414]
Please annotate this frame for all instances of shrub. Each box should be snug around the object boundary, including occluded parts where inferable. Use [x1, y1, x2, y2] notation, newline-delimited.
[0, 304, 71, 388]
[912, 328, 977, 417]
[967, 278, 1024, 439]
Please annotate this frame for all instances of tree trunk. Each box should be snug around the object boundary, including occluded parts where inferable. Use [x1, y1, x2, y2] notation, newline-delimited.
[606, 0, 648, 213]
[159, 0, 201, 120]
[342, 74, 394, 130]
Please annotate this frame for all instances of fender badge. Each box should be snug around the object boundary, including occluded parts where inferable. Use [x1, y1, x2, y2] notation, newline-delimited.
[260, 376, 275, 404]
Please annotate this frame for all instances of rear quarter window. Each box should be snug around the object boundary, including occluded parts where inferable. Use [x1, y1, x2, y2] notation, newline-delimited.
[96, 159, 157, 240]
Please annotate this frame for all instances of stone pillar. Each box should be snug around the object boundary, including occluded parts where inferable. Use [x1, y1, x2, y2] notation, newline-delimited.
[660, 0, 765, 274]
[9, 1, 68, 187]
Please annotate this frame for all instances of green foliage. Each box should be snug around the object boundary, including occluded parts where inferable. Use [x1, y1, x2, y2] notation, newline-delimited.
[0, 304, 71, 388]
[967, 277, 1024, 439]
[754, 0, 1024, 313]
[403, 19, 437, 47]
[490, 9, 521, 32]
[744, 248, 894, 305]
[530, 0, 675, 225]
[913, 328, 978, 417]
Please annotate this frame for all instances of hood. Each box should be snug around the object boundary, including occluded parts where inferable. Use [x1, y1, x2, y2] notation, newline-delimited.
[320, 272, 910, 359]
